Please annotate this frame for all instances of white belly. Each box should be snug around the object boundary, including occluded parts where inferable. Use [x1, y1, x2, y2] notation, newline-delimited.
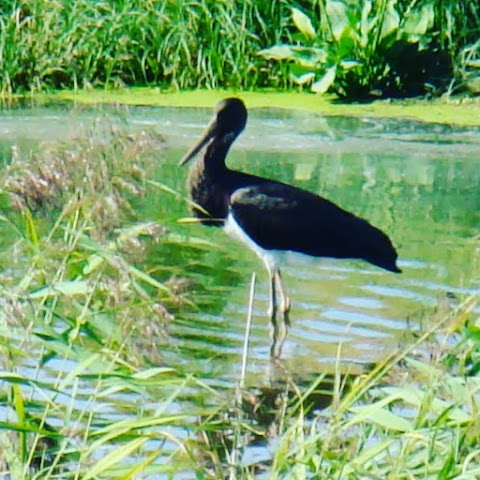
[223, 212, 280, 275]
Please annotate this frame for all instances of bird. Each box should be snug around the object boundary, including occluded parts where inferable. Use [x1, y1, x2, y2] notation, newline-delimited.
[179, 97, 401, 359]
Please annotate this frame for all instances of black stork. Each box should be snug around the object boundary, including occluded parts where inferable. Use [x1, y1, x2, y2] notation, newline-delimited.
[179, 98, 401, 359]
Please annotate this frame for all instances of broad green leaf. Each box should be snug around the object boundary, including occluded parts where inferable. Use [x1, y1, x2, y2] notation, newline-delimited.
[326, 0, 349, 42]
[403, 2, 434, 36]
[289, 71, 315, 86]
[290, 63, 317, 78]
[311, 66, 337, 94]
[28, 280, 91, 299]
[292, 8, 316, 39]
[337, 31, 356, 57]
[380, 0, 400, 41]
[340, 59, 362, 70]
[258, 45, 294, 60]
[291, 46, 329, 67]
[349, 403, 413, 432]
[360, 0, 372, 47]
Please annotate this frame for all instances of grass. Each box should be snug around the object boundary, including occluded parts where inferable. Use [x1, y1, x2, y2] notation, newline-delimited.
[0, 0, 478, 98]
[0, 119, 478, 478]
[269, 295, 480, 478]
[0, 124, 197, 477]
[187, 294, 480, 478]
[0, 0, 290, 95]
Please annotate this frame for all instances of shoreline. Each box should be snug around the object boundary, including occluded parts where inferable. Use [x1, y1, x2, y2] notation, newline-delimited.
[3, 88, 479, 127]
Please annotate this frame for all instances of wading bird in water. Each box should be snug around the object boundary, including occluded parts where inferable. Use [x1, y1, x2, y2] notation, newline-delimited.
[179, 98, 401, 358]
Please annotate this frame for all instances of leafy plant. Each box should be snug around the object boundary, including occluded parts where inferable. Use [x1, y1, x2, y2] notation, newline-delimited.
[0, 0, 478, 96]
[259, 0, 452, 98]
[449, 39, 480, 95]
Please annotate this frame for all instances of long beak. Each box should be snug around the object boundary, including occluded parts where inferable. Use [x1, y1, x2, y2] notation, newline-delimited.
[178, 118, 217, 166]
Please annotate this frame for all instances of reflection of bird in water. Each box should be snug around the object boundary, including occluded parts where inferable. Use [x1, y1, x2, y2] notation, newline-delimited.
[180, 98, 401, 358]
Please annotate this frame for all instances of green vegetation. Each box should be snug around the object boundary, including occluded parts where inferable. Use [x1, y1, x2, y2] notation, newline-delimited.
[1, 0, 479, 98]
[272, 300, 480, 478]
[206, 296, 480, 478]
[260, 0, 480, 98]
[0, 126, 194, 477]
[0, 119, 479, 477]
[0, 0, 289, 94]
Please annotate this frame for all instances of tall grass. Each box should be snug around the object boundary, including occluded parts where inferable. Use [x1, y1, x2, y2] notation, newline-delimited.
[0, 124, 199, 477]
[1, 0, 478, 96]
[270, 295, 480, 478]
[0, 0, 290, 94]
[187, 295, 480, 478]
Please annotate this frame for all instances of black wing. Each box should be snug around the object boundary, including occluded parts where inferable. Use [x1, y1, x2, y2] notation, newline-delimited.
[229, 183, 401, 273]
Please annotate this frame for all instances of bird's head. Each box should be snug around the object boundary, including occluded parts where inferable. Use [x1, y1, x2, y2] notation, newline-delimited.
[179, 97, 247, 166]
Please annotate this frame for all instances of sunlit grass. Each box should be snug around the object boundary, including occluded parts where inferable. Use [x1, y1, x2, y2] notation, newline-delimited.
[0, 124, 201, 477]
[270, 295, 480, 479]
[186, 295, 480, 478]
[1, 1, 478, 97]
[0, 0, 290, 95]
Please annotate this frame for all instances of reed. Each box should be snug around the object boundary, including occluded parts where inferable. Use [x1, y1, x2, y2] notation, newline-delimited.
[188, 295, 480, 478]
[0, 0, 290, 94]
[0, 124, 195, 477]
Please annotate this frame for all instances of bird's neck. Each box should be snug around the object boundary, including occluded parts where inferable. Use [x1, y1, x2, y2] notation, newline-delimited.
[203, 139, 232, 175]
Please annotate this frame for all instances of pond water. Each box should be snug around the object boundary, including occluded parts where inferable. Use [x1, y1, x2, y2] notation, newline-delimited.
[0, 102, 479, 475]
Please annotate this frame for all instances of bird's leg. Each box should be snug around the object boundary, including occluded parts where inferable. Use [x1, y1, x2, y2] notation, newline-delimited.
[270, 269, 290, 359]
[267, 268, 282, 359]
[275, 268, 291, 321]
[267, 268, 277, 321]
